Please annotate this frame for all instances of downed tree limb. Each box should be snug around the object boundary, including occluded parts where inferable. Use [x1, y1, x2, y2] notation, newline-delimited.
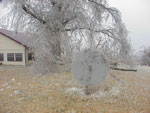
[111, 67, 137, 72]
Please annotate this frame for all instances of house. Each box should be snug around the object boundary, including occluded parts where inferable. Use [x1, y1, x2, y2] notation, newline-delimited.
[0, 29, 34, 66]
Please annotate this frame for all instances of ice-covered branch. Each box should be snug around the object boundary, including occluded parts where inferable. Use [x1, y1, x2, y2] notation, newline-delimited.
[22, 4, 46, 24]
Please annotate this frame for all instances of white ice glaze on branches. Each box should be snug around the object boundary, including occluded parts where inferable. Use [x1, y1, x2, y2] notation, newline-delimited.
[0, 0, 130, 74]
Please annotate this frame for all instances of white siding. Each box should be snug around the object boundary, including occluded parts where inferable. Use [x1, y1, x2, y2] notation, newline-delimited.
[0, 34, 26, 66]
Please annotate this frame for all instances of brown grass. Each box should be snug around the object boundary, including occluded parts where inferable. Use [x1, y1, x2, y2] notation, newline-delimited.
[0, 66, 150, 113]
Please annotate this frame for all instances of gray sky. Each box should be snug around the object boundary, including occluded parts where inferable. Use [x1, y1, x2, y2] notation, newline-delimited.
[108, 0, 150, 51]
[0, 1, 150, 52]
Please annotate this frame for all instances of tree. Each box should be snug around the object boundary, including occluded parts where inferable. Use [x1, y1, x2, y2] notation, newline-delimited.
[141, 47, 150, 66]
[0, 0, 131, 74]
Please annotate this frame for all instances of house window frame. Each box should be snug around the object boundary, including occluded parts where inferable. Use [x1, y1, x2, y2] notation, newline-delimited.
[15, 53, 22, 61]
[7, 53, 15, 61]
[7, 53, 23, 62]
[28, 53, 34, 61]
[0, 53, 4, 61]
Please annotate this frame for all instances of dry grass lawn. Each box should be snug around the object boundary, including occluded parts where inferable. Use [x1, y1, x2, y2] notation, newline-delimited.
[0, 66, 150, 113]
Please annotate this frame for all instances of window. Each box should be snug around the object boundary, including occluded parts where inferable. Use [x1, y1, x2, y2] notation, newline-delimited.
[7, 53, 23, 62]
[28, 53, 34, 61]
[15, 53, 22, 61]
[0, 53, 4, 61]
[7, 53, 14, 61]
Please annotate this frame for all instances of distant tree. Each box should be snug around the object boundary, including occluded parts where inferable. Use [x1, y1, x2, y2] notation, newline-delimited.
[141, 47, 150, 66]
[0, 0, 130, 74]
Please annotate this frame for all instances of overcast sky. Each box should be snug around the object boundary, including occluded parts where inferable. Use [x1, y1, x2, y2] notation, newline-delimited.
[108, 0, 150, 51]
[0, 0, 150, 52]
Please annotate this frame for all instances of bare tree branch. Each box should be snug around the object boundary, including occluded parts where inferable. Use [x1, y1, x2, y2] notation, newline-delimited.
[88, 0, 118, 13]
[88, 0, 119, 19]
[96, 39, 102, 48]
[22, 4, 46, 24]
[65, 27, 118, 39]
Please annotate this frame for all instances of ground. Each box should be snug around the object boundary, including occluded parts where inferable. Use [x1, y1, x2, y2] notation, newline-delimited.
[0, 66, 150, 113]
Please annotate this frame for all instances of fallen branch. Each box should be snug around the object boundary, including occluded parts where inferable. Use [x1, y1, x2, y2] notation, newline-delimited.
[111, 67, 137, 72]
